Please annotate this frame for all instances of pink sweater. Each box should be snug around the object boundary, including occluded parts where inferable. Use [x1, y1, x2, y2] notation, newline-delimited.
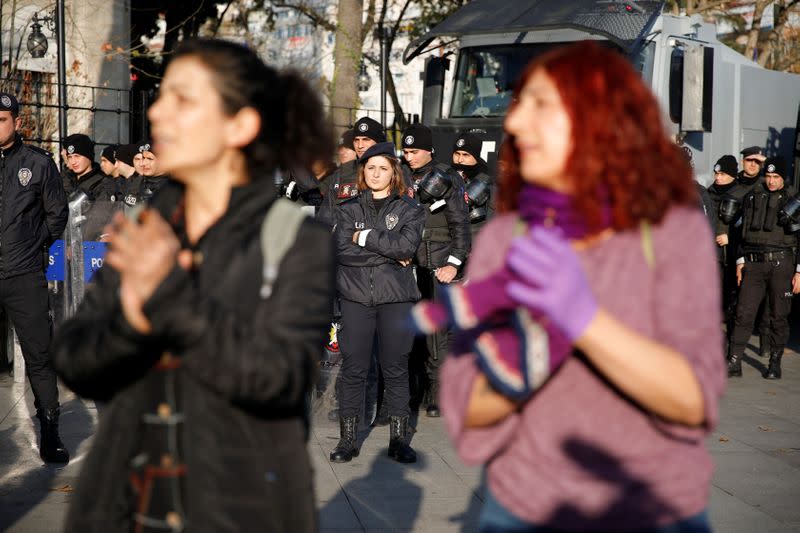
[440, 206, 726, 530]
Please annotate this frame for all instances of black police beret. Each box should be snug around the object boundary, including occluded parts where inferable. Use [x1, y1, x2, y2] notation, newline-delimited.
[713, 155, 738, 178]
[401, 124, 433, 152]
[353, 117, 386, 143]
[740, 146, 766, 161]
[0, 92, 19, 115]
[64, 134, 95, 161]
[453, 132, 484, 163]
[359, 142, 398, 165]
[764, 156, 786, 178]
[115, 144, 138, 167]
[101, 144, 117, 163]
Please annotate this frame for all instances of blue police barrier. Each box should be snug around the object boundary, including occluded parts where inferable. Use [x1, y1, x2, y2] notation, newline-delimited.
[46, 240, 107, 282]
[46, 240, 65, 282]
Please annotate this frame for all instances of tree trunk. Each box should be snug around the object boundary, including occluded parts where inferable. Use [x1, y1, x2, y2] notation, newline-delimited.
[745, 0, 770, 61]
[758, 0, 800, 68]
[330, 0, 364, 137]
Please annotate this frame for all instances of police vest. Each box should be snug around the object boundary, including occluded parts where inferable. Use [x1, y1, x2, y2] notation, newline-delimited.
[742, 187, 797, 248]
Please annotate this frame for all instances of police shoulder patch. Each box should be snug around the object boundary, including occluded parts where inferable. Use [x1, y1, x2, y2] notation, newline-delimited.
[385, 213, 399, 230]
[26, 144, 53, 159]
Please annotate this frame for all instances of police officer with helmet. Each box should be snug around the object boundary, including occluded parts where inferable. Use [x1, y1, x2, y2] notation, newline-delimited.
[401, 123, 471, 417]
[0, 92, 68, 462]
[452, 131, 494, 238]
[728, 156, 800, 379]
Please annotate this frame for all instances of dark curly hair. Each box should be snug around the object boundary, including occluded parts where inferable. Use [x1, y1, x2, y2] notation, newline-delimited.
[496, 41, 694, 232]
[169, 38, 333, 180]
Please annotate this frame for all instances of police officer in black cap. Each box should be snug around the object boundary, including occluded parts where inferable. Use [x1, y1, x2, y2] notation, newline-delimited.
[100, 144, 119, 178]
[0, 91, 69, 462]
[728, 156, 800, 379]
[318, 117, 385, 227]
[452, 131, 494, 238]
[739, 146, 767, 189]
[707, 155, 746, 331]
[401, 123, 471, 417]
[62, 134, 117, 199]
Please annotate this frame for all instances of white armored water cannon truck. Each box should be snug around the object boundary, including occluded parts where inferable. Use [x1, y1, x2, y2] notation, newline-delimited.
[403, 0, 800, 187]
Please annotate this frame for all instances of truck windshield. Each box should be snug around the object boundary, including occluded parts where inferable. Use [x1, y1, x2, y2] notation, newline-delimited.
[449, 44, 563, 118]
[449, 41, 650, 118]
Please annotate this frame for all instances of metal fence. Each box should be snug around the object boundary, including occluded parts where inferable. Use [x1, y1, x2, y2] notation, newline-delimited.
[0, 74, 151, 152]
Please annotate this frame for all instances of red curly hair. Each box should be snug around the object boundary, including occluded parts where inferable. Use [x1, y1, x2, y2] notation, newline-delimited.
[496, 41, 694, 232]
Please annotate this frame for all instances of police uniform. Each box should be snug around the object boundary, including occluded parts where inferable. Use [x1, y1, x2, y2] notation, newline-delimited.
[737, 146, 773, 355]
[707, 155, 746, 330]
[113, 143, 162, 215]
[0, 92, 69, 462]
[728, 157, 798, 379]
[331, 142, 424, 463]
[318, 118, 386, 228]
[402, 124, 471, 416]
[452, 132, 494, 239]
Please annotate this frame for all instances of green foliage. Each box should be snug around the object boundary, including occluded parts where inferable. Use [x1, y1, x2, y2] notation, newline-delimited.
[407, 0, 470, 39]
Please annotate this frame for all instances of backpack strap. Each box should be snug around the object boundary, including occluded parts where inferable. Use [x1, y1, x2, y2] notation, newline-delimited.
[260, 198, 310, 299]
[640, 219, 655, 270]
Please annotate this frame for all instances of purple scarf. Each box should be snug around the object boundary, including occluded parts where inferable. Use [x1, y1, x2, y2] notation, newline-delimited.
[517, 184, 611, 238]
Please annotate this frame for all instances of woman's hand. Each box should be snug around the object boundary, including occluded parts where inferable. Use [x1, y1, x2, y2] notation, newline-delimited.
[737, 263, 744, 286]
[715, 234, 728, 247]
[352, 231, 360, 244]
[505, 227, 598, 342]
[104, 210, 192, 333]
[464, 372, 519, 428]
[398, 258, 412, 267]
[435, 265, 458, 283]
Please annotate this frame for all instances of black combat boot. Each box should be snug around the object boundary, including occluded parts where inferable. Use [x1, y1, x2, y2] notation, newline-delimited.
[330, 416, 359, 463]
[37, 407, 69, 464]
[372, 397, 390, 427]
[765, 350, 783, 380]
[425, 382, 440, 418]
[727, 353, 742, 378]
[388, 416, 417, 464]
[759, 333, 771, 358]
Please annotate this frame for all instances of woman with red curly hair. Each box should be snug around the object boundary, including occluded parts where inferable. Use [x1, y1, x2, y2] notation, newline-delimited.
[436, 41, 726, 532]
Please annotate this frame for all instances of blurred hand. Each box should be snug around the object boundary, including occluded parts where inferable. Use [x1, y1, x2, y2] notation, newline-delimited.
[716, 234, 728, 247]
[399, 259, 412, 267]
[436, 265, 458, 283]
[736, 263, 744, 286]
[793, 273, 800, 294]
[352, 231, 360, 244]
[505, 227, 597, 342]
[104, 210, 192, 333]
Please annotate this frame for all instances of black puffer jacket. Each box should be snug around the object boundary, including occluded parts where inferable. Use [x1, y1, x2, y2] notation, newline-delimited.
[0, 135, 67, 278]
[335, 191, 424, 305]
[53, 179, 334, 532]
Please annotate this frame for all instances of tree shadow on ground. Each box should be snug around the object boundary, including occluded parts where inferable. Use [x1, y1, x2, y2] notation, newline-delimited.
[0, 396, 93, 531]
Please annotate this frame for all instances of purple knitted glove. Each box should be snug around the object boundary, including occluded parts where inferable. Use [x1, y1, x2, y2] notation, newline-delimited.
[474, 308, 572, 400]
[409, 269, 516, 334]
[439, 270, 515, 330]
[506, 227, 598, 342]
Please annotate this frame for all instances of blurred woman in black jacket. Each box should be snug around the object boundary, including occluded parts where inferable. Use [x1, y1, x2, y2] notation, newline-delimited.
[331, 142, 425, 464]
[52, 39, 333, 532]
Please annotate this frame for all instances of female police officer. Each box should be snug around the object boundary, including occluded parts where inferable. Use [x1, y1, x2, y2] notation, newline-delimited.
[331, 142, 425, 464]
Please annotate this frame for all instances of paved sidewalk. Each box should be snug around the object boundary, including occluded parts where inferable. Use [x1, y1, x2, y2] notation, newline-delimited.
[1, 341, 799, 532]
